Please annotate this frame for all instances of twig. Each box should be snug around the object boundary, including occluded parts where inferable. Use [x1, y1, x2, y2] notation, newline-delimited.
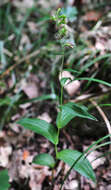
[90, 99, 111, 151]
[0, 47, 46, 79]
[73, 88, 111, 103]
[14, 49, 41, 64]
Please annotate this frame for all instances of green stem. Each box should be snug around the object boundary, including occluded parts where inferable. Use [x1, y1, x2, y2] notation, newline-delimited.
[60, 86, 63, 106]
[55, 128, 60, 158]
[60, 49, 64, 106]
[55, 145, 58, 158]
[56, 49, 64, 159]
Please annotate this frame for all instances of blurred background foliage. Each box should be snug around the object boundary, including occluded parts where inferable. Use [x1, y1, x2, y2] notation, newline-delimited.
[0, 0, 111, 130]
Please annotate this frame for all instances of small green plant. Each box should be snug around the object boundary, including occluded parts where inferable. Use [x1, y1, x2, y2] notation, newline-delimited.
[17, 8, 111, 189]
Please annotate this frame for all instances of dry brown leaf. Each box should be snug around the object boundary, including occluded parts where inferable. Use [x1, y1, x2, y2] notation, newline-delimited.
[53, 185, 60, 190]
[9, 149, 51, 190]
[19, 103, 31, 109]
[0, 146, 12, 167]
[38, 112, 52, 123]
[19, 33, 31, 51]
[12, 0, 34, 9]
[65, 180, 79, 190]
[38, 0, 60, 9]
[23, 82, 39, 99]
[83, 148, 106, 169]
[83, 11, 101, 21]
[27, 22, 38, 34]
[59, 71, 80, 96]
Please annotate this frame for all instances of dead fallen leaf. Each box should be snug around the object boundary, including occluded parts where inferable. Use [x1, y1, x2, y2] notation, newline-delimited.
[12, 0, 34, 9]
[27, 22, 38, 34]
[23, 82, 39, 99]
[19, 33, 31, 51]
[19, 103, 31, 109]
[83, 11, 101, 21]
[38, 112, 52, 123]
[83, 147, 106, 169]
[53, 185, 60, 190]
[0, 146, 12, 167]
[59, 71, 80, 96]
[38, 0, 60, 9]
[66, 180, 79, 190]
[107, 185, 111, 190]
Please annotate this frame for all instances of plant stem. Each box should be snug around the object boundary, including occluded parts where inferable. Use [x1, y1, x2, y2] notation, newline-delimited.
[60, 85, 63, 106]
[60, 49, 64, 106]
[55, 145, 58, 158]
[55, 49, 64, 161]
[49, 168, 55, 190]
[55, 128, 60, 157]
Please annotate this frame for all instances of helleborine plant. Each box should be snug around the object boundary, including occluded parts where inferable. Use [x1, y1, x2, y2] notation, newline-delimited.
[17, 8, 111, 189]
[17, 8, 97, 188]
[17, 8, 97, 189]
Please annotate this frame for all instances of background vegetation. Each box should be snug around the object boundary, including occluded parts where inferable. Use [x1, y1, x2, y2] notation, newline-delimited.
[0, 0, 111, 189]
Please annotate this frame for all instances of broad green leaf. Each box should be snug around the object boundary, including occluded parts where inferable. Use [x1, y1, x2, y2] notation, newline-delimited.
[57, 149, 96, 182]
[17, 118, 58, 145]
[56, 106, 76, 129]
[60, 135, 111, 189]
[33, 153, 55, 168]
[56, 102, 96, 129]
[0, 169, 10, 190]
[65, 102, 97, 120]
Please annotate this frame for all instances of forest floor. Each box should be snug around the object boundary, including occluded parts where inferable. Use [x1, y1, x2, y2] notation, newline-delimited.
[0, 0, 111, 189]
